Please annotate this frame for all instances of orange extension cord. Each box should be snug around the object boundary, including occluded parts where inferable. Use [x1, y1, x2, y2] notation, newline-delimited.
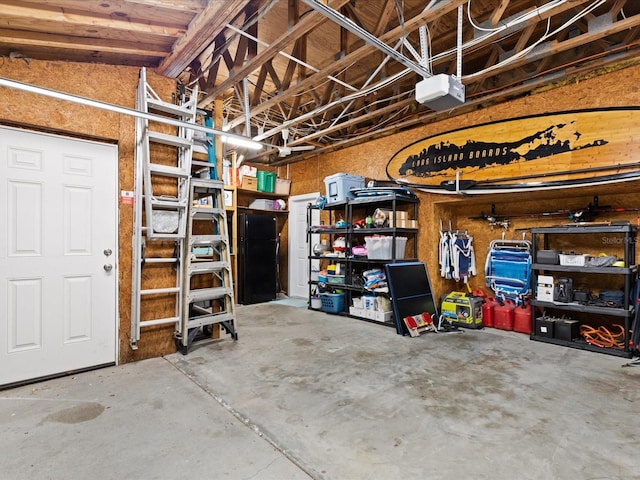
[580, 324, 626, 349]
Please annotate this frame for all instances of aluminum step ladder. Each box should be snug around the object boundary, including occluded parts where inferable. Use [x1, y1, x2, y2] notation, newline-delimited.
[177, 178, 237, 354]
[130, 67, 198, 349]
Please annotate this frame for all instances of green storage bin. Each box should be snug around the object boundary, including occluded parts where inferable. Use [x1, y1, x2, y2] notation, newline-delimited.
[257, 171, 276, 193]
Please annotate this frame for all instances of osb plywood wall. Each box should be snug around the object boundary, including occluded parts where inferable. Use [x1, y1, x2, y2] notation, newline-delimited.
[2, 57, 639, 366]
[0, 58, 177, 363]
[288, 62, 640, 302]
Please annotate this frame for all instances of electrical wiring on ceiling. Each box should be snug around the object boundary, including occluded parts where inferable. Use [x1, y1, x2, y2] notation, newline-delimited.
[256, 1, 587, 143]
[463, 0, 607, 81]
[217, 0, 624, 158]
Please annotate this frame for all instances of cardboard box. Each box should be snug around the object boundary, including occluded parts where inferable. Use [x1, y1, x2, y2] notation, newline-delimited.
[536, 275, 554, 302]
[240, 165, 257, 177]
[389, 218, 418, 229]
[370, 310, 393, 322]
[380, 210, 415, 228]
[242, 176, 258, 191]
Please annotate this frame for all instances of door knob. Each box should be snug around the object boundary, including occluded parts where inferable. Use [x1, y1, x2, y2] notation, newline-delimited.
[104, 249, 113, 256]
[104, 264, 113, 272]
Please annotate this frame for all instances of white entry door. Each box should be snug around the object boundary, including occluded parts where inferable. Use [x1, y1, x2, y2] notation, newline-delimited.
[288, 193, 319, 298]
[0, 126, 118, 386]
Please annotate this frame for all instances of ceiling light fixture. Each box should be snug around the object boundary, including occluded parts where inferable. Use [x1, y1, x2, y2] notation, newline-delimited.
[222, 135, 263, 150]
[0, 76, 264, 150]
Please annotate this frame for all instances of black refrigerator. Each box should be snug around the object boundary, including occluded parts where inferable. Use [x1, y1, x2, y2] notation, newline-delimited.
[238, 213, 278, 304]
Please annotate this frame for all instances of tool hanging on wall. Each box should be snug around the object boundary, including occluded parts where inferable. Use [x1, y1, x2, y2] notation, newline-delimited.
[469, 196, 640, 229]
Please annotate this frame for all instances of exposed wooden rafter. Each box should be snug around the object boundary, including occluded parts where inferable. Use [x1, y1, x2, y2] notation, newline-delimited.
[2, 0, 639, 164]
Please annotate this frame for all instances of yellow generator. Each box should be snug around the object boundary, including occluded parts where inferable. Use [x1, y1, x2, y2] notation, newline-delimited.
[440, 292, 484, 329]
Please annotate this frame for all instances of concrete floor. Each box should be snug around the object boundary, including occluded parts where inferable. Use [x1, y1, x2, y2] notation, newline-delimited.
[1, 302, 639, 480]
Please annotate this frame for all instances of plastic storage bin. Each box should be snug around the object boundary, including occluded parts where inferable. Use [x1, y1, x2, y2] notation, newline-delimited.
[323, 173, 365, 203]
[249, 199, 277, 210]
[558, 253, 590, 266]
[364, 236, 407, 260]
[320, 292, 345, 313]
[327, 274, 345, 285]
[257, 171, 276, 192]
[275, 178, 291, 195]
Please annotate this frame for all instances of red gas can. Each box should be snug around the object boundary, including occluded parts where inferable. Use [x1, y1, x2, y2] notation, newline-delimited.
[482, 297, 497, 328]
[513, 301, 533, 334]
[494, 300, 515, 331]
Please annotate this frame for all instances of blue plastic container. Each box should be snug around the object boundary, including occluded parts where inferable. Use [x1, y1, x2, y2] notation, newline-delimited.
[320, 293, 345, 313]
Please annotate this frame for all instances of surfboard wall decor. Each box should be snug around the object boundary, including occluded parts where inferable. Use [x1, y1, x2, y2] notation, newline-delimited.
[386, 107, 640, 194]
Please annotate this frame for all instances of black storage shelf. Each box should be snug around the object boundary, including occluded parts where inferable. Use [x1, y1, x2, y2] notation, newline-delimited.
[530, 335, 632, 358]
[307, 190, 419, 328]
[531, 264, 637, 275]
[531, 224, 635, 234]
[530, 224, 637, 358]
[346, 314, 396, 328]
[309, 255, 347, 261]
[349, 256, 419, 264]
[351, 227, 418, 234]
[308, 226, 348, 235]
[307, 305, 396, 328]
[531, 299, 633, 317]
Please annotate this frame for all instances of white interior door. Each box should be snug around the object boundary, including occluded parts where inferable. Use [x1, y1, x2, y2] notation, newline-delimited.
[288, 193, 319, 299]
[0, 126, 118, 386]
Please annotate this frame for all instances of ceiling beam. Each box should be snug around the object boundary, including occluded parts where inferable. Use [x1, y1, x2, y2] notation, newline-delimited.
[199, 0, 352, 105]
[271, 51, 640, 166]
[1, 2, 185, 36]
[226, 0, 468, 133]
[301, 0, 432, 78]
[157, 0, 250, 78]
[0, 29, 168, 57]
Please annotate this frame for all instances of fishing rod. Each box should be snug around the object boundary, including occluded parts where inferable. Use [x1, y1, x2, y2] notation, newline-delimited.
[469, 196, 640, 229]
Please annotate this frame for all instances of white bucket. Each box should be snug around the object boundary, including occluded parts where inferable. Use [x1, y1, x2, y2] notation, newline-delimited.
[310, 297, 322, 309]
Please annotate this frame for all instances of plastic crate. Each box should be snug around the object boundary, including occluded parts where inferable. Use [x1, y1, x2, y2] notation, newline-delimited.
[558, 253, 589, 266]
[364, 236, 407, 260]
[257, 170, 276, 192]
[275, 178, 291, 195]
[320, 293, 345, 313]
[327, 274, 345, 284]
[248, 198, 277, 210]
